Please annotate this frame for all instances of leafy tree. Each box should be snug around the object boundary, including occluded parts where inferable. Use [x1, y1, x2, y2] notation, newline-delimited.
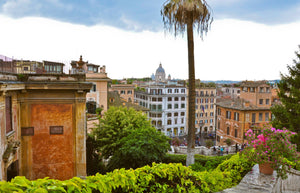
[91, 107, 170, 170]
[107, 127, 170, 170]
[224, 138, 233, 146]
[161, 0, 213, 166]
[271, 46, 300, 151]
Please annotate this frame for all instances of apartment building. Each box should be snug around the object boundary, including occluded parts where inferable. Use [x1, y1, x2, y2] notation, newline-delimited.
[215, 81, 272, 145]
[195, 87, 217, 135]
[109, 84, 135, 103]
[135, 85, 187, 137]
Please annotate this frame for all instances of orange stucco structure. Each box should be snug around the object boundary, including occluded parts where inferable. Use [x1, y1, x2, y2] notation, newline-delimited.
[0, 73, 92, 181]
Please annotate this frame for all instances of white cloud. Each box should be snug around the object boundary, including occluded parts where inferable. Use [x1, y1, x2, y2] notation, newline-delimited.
[0, 15, 299, 81]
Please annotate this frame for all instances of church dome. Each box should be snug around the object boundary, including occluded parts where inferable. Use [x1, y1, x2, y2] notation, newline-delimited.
[156, 63, 165, 74]
[155, 63, 166, 82]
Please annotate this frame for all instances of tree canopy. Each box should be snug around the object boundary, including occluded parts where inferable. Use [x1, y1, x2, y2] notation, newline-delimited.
[90, 107, 170, 171]
[271, 45, 300, 151]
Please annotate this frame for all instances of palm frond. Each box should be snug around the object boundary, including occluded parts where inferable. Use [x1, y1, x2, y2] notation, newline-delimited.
[161, 0, 213, 37]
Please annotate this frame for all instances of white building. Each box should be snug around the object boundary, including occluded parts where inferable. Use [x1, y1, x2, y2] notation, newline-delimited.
[135, 85, 187, 137]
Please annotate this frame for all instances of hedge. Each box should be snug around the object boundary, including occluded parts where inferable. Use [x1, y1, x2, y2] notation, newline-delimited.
[0, 154, 253, 193]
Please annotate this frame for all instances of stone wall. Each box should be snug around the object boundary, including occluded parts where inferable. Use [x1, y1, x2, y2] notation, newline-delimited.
[219, 164, 300, 193]
[172, 145, 238, 156]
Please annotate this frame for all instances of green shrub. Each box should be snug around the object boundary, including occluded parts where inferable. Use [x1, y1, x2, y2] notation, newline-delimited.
[1, 154, 258, 193]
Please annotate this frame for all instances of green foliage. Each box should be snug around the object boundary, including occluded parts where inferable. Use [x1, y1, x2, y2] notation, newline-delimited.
[205, 140, 213, 148]
[163, 153, 234, 171]
[1, 154, 256, 193]
[271, 45, 300, 151]
[90, 107, 170, 171]
[95, 107, 103, 116]
[107, 128, 170, 171]
[216, 154, 255, 184]
[224, 138, 233, 146]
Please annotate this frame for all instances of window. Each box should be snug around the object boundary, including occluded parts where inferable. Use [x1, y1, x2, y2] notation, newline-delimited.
[181, 104, 185, 108]
[246, 113, 249, 122]
[88, 66, 93, 71]
[181, 112, 185, 116]
[266, 87, 270, 93]
[158, 97, 162, 102]
[5, 96, 12, 133]
[259, 99, 263, 105]
[227, 127, 230, 135]
[23, 66, 29, 71]
[158, 105, 162, 110]
[175, 119, 178, 124]
[266, 99, 270, 105]
[217, 108, 221, 115]
[151, 105, 156, 110]
[120, 90, 125, 94]
[168, 97, 172, 101]
[174, 104, 178, 109]
[127, 90, 132, 94]
[174, 112, 178, 117]
[265, 112, 269, 121]
[210, 104, 214, 109]
[250, 87, 254, 92]
[152, 98, 157, 102]
[181, 118, 184, 124]
[168, 104, 172, 109]
[91, 84, 96, 92]
[168, 89, 172, 93]
[210, 119, 213, 123]
[259, 87, 264, 93]
[234, 112, 239, 121]
[252, 113, 256, 123]
[210, 112, 214, 117]
[167, 120, 172, 125]
[175, 97, 178, 101]
[175, 89, 179, 93]
[226, 111, 231, 119]
[181, 97, 185, 101]
[259, 113, 263, 121]
[167, 113, 172, 117]
[181, 89, 185, 93]
[235, 129, 238, 138]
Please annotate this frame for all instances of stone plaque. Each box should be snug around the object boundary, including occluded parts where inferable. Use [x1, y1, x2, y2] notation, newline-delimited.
[21, 127, 34, 136]
[50, 126, 64, 135]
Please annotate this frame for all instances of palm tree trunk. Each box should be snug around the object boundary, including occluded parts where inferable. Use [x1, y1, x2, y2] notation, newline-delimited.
[186, 14, 196, 166]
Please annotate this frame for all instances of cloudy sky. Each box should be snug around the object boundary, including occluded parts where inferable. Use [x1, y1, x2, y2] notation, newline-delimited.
[0, 0, 300, 81]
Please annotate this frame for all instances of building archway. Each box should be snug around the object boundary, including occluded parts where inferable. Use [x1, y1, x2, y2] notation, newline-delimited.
[6, 160, 19, 181]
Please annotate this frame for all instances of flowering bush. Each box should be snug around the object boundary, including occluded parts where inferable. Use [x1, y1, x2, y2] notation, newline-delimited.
[242, 126, 298, 179]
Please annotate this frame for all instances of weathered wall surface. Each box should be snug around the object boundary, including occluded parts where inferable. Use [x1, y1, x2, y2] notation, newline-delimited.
[30, 104, 74, 180]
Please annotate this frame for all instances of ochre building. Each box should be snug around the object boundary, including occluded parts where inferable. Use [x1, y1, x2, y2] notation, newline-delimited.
[216, 81, 272, 146]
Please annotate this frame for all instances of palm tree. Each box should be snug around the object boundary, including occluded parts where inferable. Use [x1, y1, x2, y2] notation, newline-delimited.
[161, 0, 212, 166]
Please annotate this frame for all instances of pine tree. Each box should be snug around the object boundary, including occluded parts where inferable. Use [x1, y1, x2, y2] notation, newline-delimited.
[271, 45, 300, 151]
